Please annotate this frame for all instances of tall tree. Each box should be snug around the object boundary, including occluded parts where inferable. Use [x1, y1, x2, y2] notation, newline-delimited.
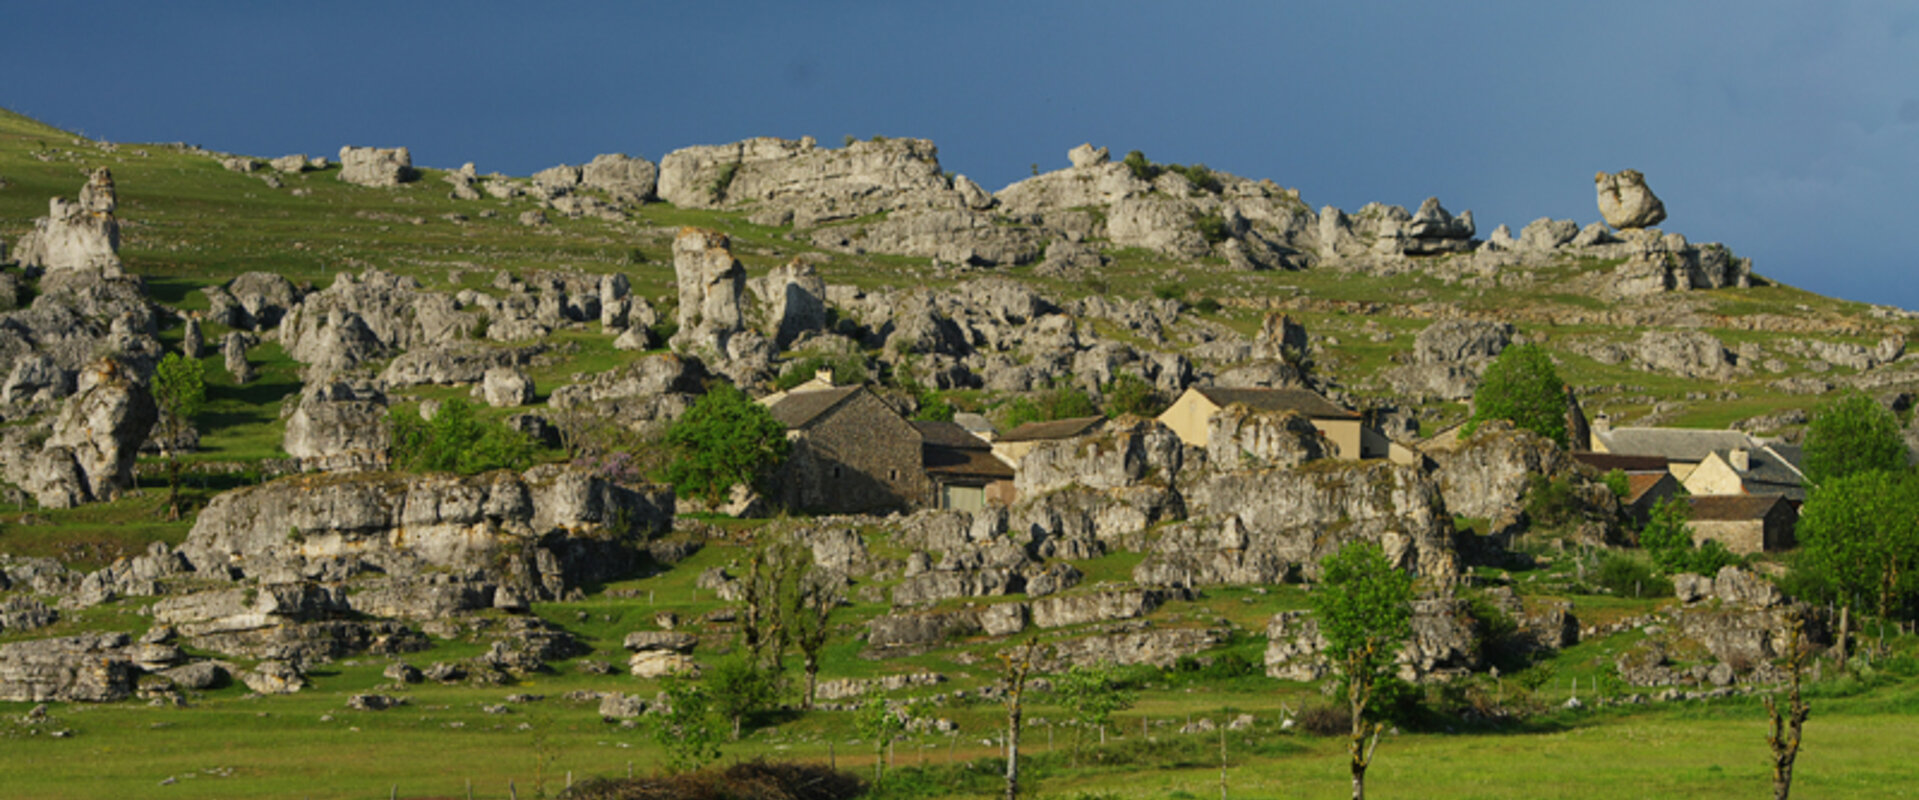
[1795, 469, 1919, 620]
[788, 552, 844, 711]
[1801, 391, 1907, 486]
[151, 352, 206, 520]
[663, 382, 790, 506]
[1463, 343, 1569, 448]
[1310, 541, 1415, 800]
[645, 675, 721, 773]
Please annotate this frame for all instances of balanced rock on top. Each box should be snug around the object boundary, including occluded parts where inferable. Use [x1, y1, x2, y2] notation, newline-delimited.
[1595, 169, 1667, 230]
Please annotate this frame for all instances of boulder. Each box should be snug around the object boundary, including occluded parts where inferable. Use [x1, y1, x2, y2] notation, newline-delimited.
[160, 661, 228, 690]
[282, 378, 389, 472]
[221, 271, 303, 330]
[337, 146, 414, 187]
[1518, 218, 1579, 251]
[1029, 588, 1171, 629]
[1596, 169, 1666, 229]
[622, 631, 698, 654]
[481, 367, 535, 408]
[1068, 143, 1111, 168]
[13, 168, 122, 274]
[628, 651, 698, 678]
[598, 692, 648, 719]
[270, 154, 308, 173]
[1045, 628, 1225, 669]
[749, 259, 828, 350]
[1635, 330, 1734, 380]
[1414, 320, 1513, 365]
[0, 633, 135, 702]
[32, 359, 157, 507]
[222, 331, 256, 384]
[580, 153, 659, 203]
[242, 661, 306, 694]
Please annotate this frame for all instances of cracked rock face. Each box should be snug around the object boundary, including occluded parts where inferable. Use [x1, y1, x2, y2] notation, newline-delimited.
[1, 358, 157, 508]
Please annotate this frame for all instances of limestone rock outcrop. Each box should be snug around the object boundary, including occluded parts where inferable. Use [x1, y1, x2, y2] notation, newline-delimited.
[0, 633, 136, 702]
[282, 378, 389, 472]
[658, 136, 955, 225]
[1431, 421, 1574, 522]
[179, 465, 674, 601]
[1202, 406, 1329, 469]
[1635, 329, 1735, 380]
[580, 153, 659, 203]
[279, 269, 474, 373]
[1596, 169, 1666, 230]
[1138, 461, 1458, 586]
[338, 146, 415, 187]
[14, 168, 122, 275]
[2, 358, 157, 508]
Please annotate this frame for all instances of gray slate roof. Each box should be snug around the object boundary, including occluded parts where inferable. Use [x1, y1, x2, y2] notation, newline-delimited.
[1193, 387, 1360, 420]
[997, 416, 1106, 443]
[1595, 427, 1755, 462]
[912, 420, 991, 450]
[765, 385, 864, 429]
[1689, 494, 1794, 521]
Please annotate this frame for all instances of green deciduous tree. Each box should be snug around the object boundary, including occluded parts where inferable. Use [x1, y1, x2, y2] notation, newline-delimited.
[387, 398, 534, 475]
[706, 653, 780, 741]
[1310, 541, 1415, 800]
[1001, 385, 1099, 430]
[1802, 391, 1907, 486]
[1464, 343, 1569, 448]
[856, 689, 907, 788]
[1053, 662, 1136, 764]
[1795, 469, 1919, 620]
[662, 382, 790, 505]
[646, 675, 722, 773]
[151, 352, 206, 520]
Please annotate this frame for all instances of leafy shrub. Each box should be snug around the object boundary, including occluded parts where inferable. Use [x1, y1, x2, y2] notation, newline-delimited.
[1167, 163, 1222, 193]
[774, 353, 868, 391]
[1192, 297, 1221, 314]
[1524, 474, 1581, 529]
[1122, 149, 1159, 182]
[1194, 212, 1231, 245]
[1151, 283, 1185, 302]
[1462, 591, 1528, 673]
[1000, 385, 1099, 430]
[1603, 469, 1631, 500]
[1593, 551, 1673, 598]
[1639, 496, 1741, 575]
[913, 392, 955, 422]
[1464, 343, 1569, 447]
[564, 759, 864, 800]
[663, 383, 790, 505]
[710, 162, 741, 201]
[1296, 703, 1352, 736]
[1101, 371, 1163, 419]
[388, 398, 534, 475]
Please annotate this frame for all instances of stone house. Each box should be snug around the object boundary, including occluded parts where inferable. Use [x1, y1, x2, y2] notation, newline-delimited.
[990, 415, 1105, 467]
[1159, 386, 1411, 463]
[1682, 444, 1807, 504]
[763, 384, 929, 514]
[914, 420, 1015, 511]
[1687, 494, 1798, 554]
[1621, 471, 1684, 527]
[1590, 427, 1758, 482]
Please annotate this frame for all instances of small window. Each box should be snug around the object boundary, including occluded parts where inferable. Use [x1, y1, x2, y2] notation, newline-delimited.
[890, 468, 900, 481]
[832, 466, 843, 479]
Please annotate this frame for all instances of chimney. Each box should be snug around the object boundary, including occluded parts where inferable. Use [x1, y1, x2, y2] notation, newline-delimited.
[1729, 448, 1750, 472]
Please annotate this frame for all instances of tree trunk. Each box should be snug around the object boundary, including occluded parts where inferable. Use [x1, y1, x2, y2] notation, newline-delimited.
[803, 658, 819, 711]
[1005, 705, 1022, 800]
[165, 454, 183, 521]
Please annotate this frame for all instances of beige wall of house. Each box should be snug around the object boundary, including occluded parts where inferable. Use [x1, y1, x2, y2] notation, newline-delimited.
[1683, 453, 1745, 496]
[991, 439, 1044, 467]
[1159, 390, 1215, 447]
[1158, 389, 1370, 461]
[1316, 418, 1362, 460]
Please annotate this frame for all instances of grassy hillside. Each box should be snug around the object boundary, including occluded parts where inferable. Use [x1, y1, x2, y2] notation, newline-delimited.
[6, 110, 1919, 799]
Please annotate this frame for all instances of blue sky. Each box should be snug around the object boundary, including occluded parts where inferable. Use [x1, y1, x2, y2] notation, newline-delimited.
[9, 2, 1916, 307]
